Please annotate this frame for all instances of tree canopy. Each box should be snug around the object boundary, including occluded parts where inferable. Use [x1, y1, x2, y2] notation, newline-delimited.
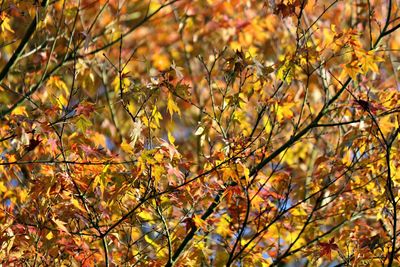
[1, 0, 400, 266]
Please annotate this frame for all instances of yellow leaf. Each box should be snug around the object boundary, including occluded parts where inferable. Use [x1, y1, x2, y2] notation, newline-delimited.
[237, 163, 250, 183]
[152, 165, 164, 185]
[263, 117, 272, 134]
[144, 107, 161, 129]
[47, 76, 69, 95]
[341, 61, 361, 80]
[7, 154, 17, 162]
[127, 102, 136, 114]
[45, 232, 54, 240]
[276, 60, 293, 83]
[291, 207, 308, 217]
[230, 41, 242, 51]
[0, 13, 14, 33]
[150, 106, 163, 128]
[112, 70, 131, 93]
[167, 93, 181, 117]
[11, 106, 28, 116]
[167, 131, 175, 144]
[57, 94, 68, 109]
[92, 132, 106, 148]
[140, 150, 157, 164]
[76, 116, 92, 132]
[131, 227, 141, 241]
[71, 197, 86, 213]
[342, 148, 352, 166]
[121, 140, 134, 154]
[92, 165, 109, 195]
[262, 258, 273, 266]
[216, 214, 231, 237]
[149, 1, 161, 13]
[275, 102, 294, 122]
[137, 210, 153, 221]
[144, 234, 160, 250]
[356, 49, 384, 74]
[154, 152, 164, 162]
[52, 218, 70, 234]
[379, 115, 395, 136]
[376, 208, 383, 221]
[0, 181, 6, 193]
[195, 126, 204, 135]
[152, 54, 170, 70]
[193, 215, 208, 231]
[19, 189, 28, 202]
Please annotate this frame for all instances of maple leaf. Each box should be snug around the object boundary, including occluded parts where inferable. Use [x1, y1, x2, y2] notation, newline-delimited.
[47, 76, 69, 94]
[224, 185, 242, 203]
[130, 119, 143, 147]
[167, 163, 184, 183]
[2, 0, 400, 265]
[351, 99, 385, 115]
[47, 138, 59, 155]
[160, 139, 181, 160]
[274, 0, 302, 18]
[79, 144, 103, 157]
[355, 49, 384, 74]
[183, 217, 196, 232]
[215, 214, 232, 237]
[171, 61, 184, 79]
[75, 102, 95, 116]
[167, 93, 181, 117]
[52, 218, 70, 235]
[318, 238, 339, 260]
[0, 12, 14, 33]
[342, 61, 361, 80]
[275, 102, 295, 122]
[193, 215, 208, 231]
[112, 70, 131, 93]
[24, 136, 42, 153]
[75, 116, 93, 132]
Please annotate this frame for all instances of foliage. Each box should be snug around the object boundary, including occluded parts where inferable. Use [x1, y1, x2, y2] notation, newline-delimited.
[0, 0, 400, 266]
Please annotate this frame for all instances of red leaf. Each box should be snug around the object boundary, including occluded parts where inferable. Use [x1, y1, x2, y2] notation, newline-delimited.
[183, 217, 196, 232]
[75, 102, 95, 116]
[318, 238, 339, 260]
[352, 99, 385, 114]
[274, 0, 303, 18]
[24, 136, 42, 152]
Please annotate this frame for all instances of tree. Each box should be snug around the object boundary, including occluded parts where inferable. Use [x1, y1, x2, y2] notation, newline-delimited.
[0, 0, 400, 265]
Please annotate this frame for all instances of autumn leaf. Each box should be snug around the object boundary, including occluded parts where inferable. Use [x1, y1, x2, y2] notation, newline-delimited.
[318, 238, 339, 260]
[167, 93, 181, 117]
[1, 0, 399, 266]
[274, 0, 302, 18]
[171, 61, 184, 79]
[193, 215, 208, 231]
[24, 136, 41, 153]
[112, 70, 131, 93]
[71, 197, 87, 213]
[0, 12, 14, 33]
[52, 218, 70, 235]
[75, 116, 93, 132]
[130, 119, 143, 147]
[194, 126, 204, 135]
[167, 163, 184, 182]
[75, 102, 95, 116]
[215, 214, 231, 237]
[355, 49, 384, 74]
[183, 217, 196, 232]
[342, 61, 361, 80]
[11, 106, 28, 116]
